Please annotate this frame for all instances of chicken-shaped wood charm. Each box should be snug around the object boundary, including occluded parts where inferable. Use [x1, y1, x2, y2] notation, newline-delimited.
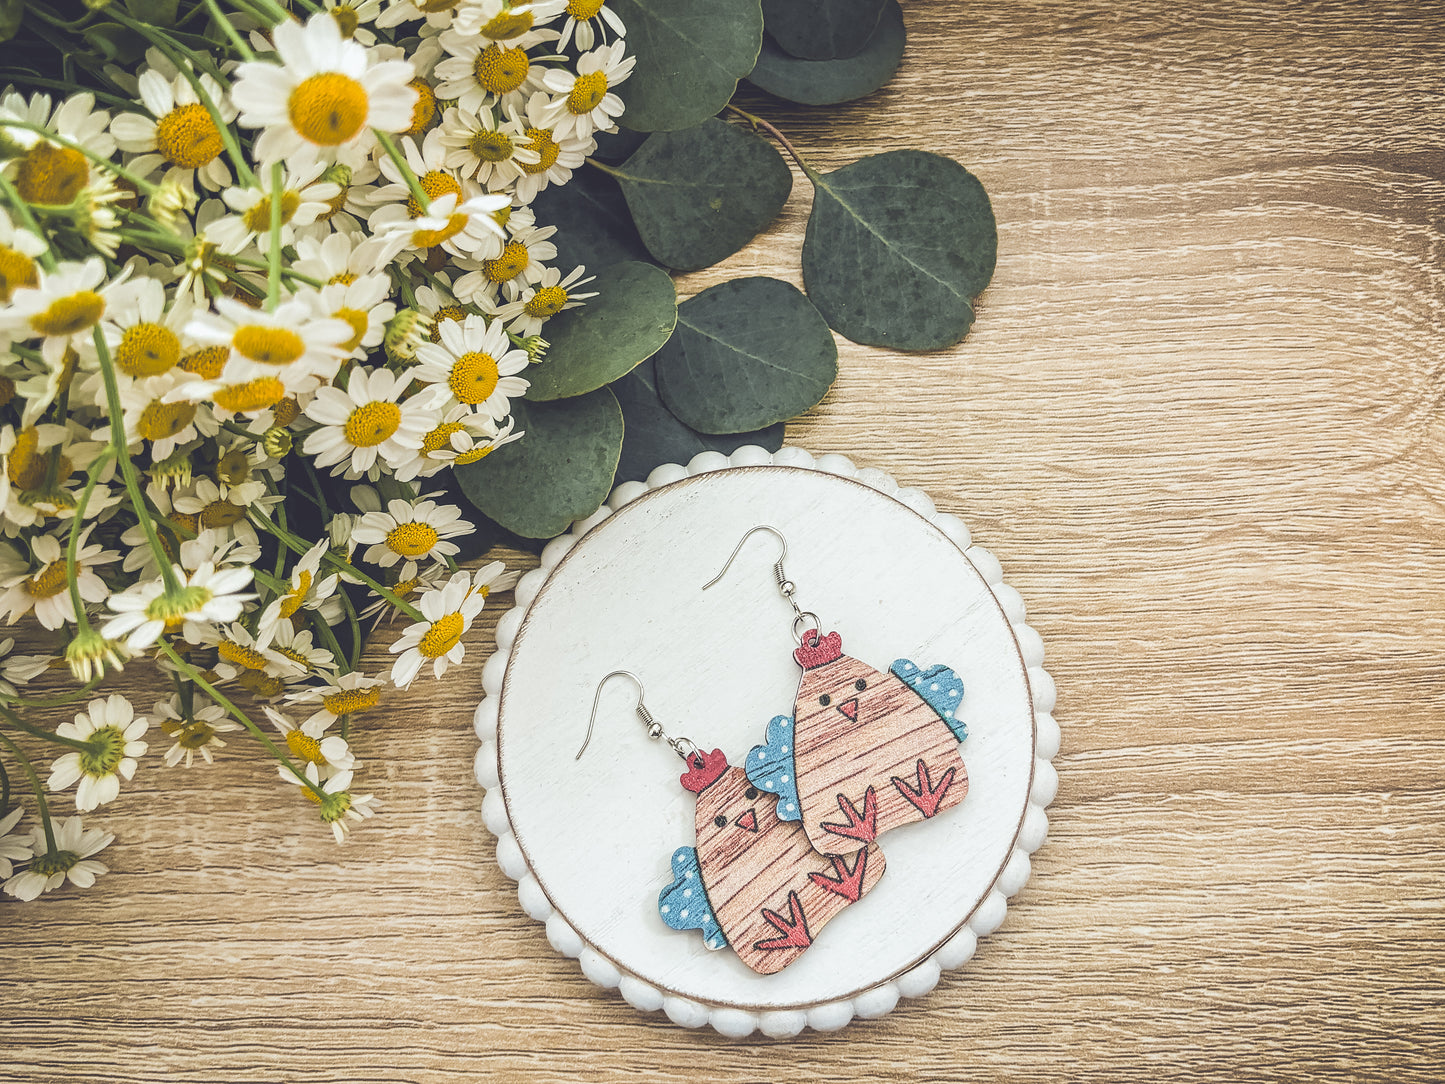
[657, 747, 885, 974]
[747, 630, 970, 857]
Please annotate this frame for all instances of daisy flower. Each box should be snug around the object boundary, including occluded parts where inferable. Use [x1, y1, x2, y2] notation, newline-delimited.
[266, 619, 337, 676]
[412, 275, 471, 340]
[155, 696, 239, 768]
[47, 693, 149, 812]
[0, 90, 115, 203]
[411, 313, 530, 419]
[0, 805, 32, 879]
[452, 0, 568, 38]
[266, 706, 356, 779]
[284, 762, 378, 843]
[117, 370, 219, 461]
[376, 0, 466, 30]
[110, 64, 236, 191]
[2, 814, 113, 901]
[433, 29, 552, 117]
[302, 365, 430, 478]
[0, 258, 134, 367]
[257, 538, 340, 632]
[388, 566, 490, 687]
[557, 0, 627, 51]
[0, 526, 118, 630]
[293, 231, 392, 286]
[540, 40, 634, 141]
[316, 276, 396, 359]
[436, 104, 539, 188]
[182, 295, 352, 396]
[324, 0, 384, 45]
[86, 276, 194, 384]
[285, 670, 385, 730]
[0, 206, 48, 309]
[231, 13, 417, 165]
[368, 185, 510, 264]
[101, 559, 256, 652]
[454, 214, 557, 302]
[393, 405, 522, 480]
[352, 495, 472, 574]
[208, 163, 342, 255]
[508, 264, 596, 337]
[505, 90, 593, 203]
[202, 620, 305, 681]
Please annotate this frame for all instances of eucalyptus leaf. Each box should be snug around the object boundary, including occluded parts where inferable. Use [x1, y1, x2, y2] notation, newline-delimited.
[0, 0, 22, 44]
[614, 358, 785, 484]
[528, 165, 653, 273]
[802, 150, 996, 351]
[761, 0, 885, 60]
[613, 119, 792, 271]
[748, 0, 904, 105]
[523, 261, 676, 401]
[453, 389, 623, 539]
[608, 0, 763, 131]
[655, 277, 836, 434]
[82, 22, 148, 65]
[429, 470, 545, 558]
[124, 0, 180, 25]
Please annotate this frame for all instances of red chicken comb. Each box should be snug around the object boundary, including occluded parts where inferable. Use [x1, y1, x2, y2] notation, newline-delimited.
[680, 748, 729, 794]
[794, 630, 843, 670]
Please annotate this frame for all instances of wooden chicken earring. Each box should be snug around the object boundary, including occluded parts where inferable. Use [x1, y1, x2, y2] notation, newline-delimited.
[578, 671, 885, 975]
[702, 527, 972, 859]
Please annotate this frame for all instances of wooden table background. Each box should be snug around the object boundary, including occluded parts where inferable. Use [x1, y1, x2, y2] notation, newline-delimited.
[5, 1, 1444, 1080]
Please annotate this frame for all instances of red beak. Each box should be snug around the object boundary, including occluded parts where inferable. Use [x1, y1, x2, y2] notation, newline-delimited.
[837, 697, 859, 721]
[735, 809, 758, 833]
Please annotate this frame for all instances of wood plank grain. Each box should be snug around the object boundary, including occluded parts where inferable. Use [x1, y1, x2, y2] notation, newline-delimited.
[3, 0, 1444, 1079]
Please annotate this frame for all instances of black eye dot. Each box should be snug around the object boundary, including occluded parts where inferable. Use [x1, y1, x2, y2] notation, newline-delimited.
[855, 678, 867, 691]
[713, 814, 727, 828]
[819, 693, 831, 706]
[745, 786, 758, 800]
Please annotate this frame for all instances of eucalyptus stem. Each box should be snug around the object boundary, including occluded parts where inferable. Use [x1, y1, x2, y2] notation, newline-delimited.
[725, 105, 817, 179]
[266, 160, 283, 310]
[91, 327, 182, 593]
[375, 132, 430, 212]
[0, 120, 161, 195]
[63, 451, 115, 637]
[0, 704, 92, 753]
[0, 728, 56, 853]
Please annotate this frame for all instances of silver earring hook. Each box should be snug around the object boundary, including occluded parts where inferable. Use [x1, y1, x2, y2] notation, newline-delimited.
[577, 670, 700, 763]
[701, 525, 820, 644]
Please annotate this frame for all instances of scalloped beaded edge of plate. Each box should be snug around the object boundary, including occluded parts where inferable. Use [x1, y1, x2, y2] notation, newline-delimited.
[472, 446, 1059, 1039]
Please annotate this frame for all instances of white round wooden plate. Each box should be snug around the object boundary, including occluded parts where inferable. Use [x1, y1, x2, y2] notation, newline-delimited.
[472, 446, 1058, 1038]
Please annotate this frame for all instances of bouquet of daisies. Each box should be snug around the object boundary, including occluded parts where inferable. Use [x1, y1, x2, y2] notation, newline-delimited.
[0, 0, 633, 901]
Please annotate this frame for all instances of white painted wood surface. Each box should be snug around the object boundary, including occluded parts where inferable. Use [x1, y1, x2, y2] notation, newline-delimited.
[473, 448, 1058, 1034]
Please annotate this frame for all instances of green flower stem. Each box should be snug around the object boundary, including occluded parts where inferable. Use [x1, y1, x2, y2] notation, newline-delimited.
[155, 641, 326, 801]
[63, 450, 115, 638]
[248, 512, 427, 623]
[0, 120, 161, 196]
[0, 705, 92, 753]
[201, 0, 257, 61]
[266, 160, 283, 311]
[0, 173, 56, 271]
[232, 0, 295, 26]
[375, 131, 430, 212]
[4, 677, 105, 709]
[91, 327, 183, 594]
[0, 728, 57, 853]
[307, 611, 352, 677]
[0, 76, 134, 112]
[724, 105, 819, 182]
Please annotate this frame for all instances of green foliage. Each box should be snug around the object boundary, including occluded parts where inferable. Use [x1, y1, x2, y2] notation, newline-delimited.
[612, 119, 792, 271]
[655, 277, 836, 433]
[608, 0, 763, 131]
[524, 261, 677, 401]
[528, 167, 655, 274]
[760, 0, 886, 60]
[0, 0, 23, 44]
[453, 389, 624, 539]
[748, 0, 904, 105]
[802, 151, 997, 351]
[123, 0, 180, 24]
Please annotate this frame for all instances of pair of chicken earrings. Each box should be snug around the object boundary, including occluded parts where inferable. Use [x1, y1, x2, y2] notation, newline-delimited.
[575, 527, 971, 976]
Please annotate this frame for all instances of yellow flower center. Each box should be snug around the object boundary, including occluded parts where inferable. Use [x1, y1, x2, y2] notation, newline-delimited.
[483, 241, 529, 284]
[408, 170, 462, 219]
[428, 304, 469, 342]
[279, 568, 312, 618]
[386, 521, 440, 557]
[419, 612, 464, 658]
[239, 670, 284, 698]
[29, 290, 105, 338]
[168, 511, 199, 535]
[329, 271, 357, 286]
[273, 397, 300, 426]
[275, 645, 311, 669]
[216, 447, 251, 484]
[201, 499, 245, 528]
[7, 427, 41, 489]
[422, 421, 463, 452]
[567, 71, 608, 115]
[24, 560, 68, 599]
[567, 0, 606, 17]
[323, 686, 380, 715]
[330, 5, 361, 38]
[454, 445, 496, 465]
[218, 640, 269, 670]
[520, 127, 560, 174]
[343, 401, 402, 447]
[242, 190, 300, 235]
[481, 9, 532, 38]
[286, 728, 327, 764]
[154, 103, 224, 169]
[137, 399, 197, 442]
[14, 143, 89, 205]
[179, 344, 229, 380]
[116, 322, 180, 377]
[145, 584, 213, 627]
[404, 78, 437, 136]
[473, 44, 530, 95]
[213, 377, 287, 413]
[174, 720, 219, 750]
[288, 72, 370, 146]
[0, 244, 39, 303]
[524, 285, 568, 319]
[232, 325, 305, 365]
[448, 350, 500, 404]
[333, 307, 370, 352]
[412, 212, 468, 249]
[468, 129, 515, 163]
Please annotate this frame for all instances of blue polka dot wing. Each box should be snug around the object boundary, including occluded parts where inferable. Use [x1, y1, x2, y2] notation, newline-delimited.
[786, 631, 971, 857]
[745, 715, 803, 822]
[656, 748, 885, 975]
